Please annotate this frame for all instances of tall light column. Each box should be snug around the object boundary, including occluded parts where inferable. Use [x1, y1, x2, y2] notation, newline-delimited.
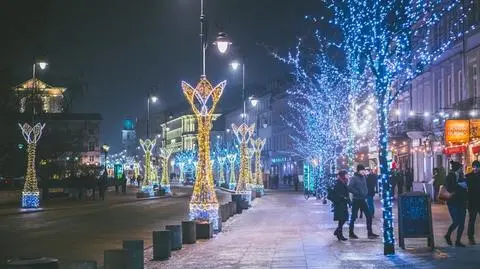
[227, 154, 237, 190]
[182, 78, 226, 230]
[218, 156, 226, 186]
[247, 147, 255, 190]
[139, 139, 156, 196]
[232, 123, 255, 205]
[252, 138, 266, 194]
[160, 148, 173, 194]
[18, 123, 45, 208]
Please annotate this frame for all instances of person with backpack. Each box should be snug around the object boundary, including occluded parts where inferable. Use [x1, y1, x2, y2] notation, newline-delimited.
[348, 164, 379, 239]
[444, 161, 468, 247]
[331, 170, 351, 241]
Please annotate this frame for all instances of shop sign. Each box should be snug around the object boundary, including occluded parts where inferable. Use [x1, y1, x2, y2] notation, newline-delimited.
[445, 120, 469, 144]
[470, 119, 480, 140]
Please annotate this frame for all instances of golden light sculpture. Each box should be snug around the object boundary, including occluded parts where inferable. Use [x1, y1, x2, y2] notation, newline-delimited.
[139, 139, 156, 196]
[218, 156, 226, 186]
[247, 147, 255, 189]
[160, 148, 173, 194]
[252, 138, 266, 195]
[18, 123, 46, 208]
[182, 76, 226, 229]
[227, 153, 237, 190]
[232, 123, 255, 204]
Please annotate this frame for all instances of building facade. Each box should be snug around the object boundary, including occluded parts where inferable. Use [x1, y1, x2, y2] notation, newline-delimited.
[14, 78, 66, 114]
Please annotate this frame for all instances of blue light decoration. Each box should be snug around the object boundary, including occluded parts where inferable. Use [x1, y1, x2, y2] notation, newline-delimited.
[175, 148, 197, 183]
[18, 123, 46, 208]
[278, 0, 475, 255]
[227, 153, 237, 190]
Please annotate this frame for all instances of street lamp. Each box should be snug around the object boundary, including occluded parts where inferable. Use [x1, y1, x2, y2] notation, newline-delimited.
[31, 61, 48, 115]
[213, 32, 232, 54]
[146, 93, 158, 139]
[102, 144, 110, 173]
[230, 60, 246, 123]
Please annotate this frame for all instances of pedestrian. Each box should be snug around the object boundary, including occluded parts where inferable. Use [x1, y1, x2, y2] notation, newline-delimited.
[433, 167, 446, 203]
[444, 161, 468, 247]
[121, 173, 127, 194]
[366, 168, 377, 218]
[348, 164, 379, 239]
[397, 170, 404, 195]
[99, 171, 107, 201]
[332, 170, 350, 241]
[466, 160, 480, 245]
[405, 168, 414, 192]
[294, 174, 299, 191]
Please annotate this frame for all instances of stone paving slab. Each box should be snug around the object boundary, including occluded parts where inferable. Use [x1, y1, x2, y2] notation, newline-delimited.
[145, 191, 480, 269]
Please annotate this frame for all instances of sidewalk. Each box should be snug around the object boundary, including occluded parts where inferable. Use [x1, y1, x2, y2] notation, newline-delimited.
[0, 186, 191, 216]
[146, 190, 480, 269]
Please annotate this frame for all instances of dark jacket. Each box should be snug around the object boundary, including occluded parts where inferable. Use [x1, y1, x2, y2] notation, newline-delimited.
[366, 174, 377, 196]
[348, 173, 368, 200]
[446, 171, 468, 206]
[466, 172, 480, 210]
[332, 179, 350, 222]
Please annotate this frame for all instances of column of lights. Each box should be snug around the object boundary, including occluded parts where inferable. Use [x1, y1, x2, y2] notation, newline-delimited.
[18, 123, 45, 208]
[232, 123, 255, 205]
[160, 148, 173, 194]
[247, 147, 255, 190]
[251, 138, 266, 195]
[139, 139, 156, 197]
[217, 156, 226, 186]
[227, 153, 237, 190]
[178, 162, 185, 185]
[182, 77, 226, 230]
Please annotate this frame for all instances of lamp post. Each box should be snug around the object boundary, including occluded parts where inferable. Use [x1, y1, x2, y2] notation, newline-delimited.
[30, 61, 48, 116]
[102, 144, 110, 173]
[146, 94, 158, 139]
[230, 60, 247, 123]
[249, 96, 259, 136]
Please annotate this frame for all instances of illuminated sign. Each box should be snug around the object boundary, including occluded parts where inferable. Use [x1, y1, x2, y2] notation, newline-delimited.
[445, 120, 469, 144]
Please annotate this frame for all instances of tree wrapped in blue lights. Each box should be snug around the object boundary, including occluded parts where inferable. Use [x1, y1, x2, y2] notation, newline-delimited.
[174, 148, 197, 182]
[320, 0, 474, 254]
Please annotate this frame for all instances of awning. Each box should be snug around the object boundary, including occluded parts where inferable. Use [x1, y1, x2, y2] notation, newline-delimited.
[472, 144, 480, 154]
[443, 145, 467, 155]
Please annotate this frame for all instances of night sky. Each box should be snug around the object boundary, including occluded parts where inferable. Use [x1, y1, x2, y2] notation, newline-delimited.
[1, 0, 325, 149]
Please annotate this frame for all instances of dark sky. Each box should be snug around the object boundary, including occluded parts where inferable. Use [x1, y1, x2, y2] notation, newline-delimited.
[0, 0, 325, 150]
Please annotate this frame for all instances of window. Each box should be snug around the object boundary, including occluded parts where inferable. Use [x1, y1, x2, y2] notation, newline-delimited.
[436, 80, 443, 110]
[447, 75, 453, 105]
[89, 156, 95, 162]
[458, 70, 464, 101]
[88, 142, 95, 152]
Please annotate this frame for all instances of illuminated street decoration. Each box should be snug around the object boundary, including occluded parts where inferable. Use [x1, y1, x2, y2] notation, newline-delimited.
[217, 156, 226, 186]
[232, 123, 255, 204]
[139, 139, 156, 196]
[251, 138, 266, 194]
[247, 147, 255, 189]
[160, 148, 173, 194]
[227, 153, 237, 190]
[182, 76, 226, 230]
[178, 162, 185, 184]
[18, 123, 45, 208]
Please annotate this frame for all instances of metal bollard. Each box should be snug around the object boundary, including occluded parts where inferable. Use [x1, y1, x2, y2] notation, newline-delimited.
[152, 230, 171, 260]
[104, 249, 127, 269]
[122, 240, 144, 269]
[165, 225, 182, 250]
[6, 257, 59, 269]
[181, 220, 196, 244]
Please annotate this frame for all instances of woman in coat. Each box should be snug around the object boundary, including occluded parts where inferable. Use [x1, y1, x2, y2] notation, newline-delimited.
[333, 170, 350, 241]
[444, 161, 468, 247]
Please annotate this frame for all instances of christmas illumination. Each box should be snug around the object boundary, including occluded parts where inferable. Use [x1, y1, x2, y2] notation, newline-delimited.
[182, 76, 226, 230]
[227, 153, 237, 190]
[178, 162, 185, 184]
[251, 138, 266, 194]
[232, 123, 255, 204]
[133, 162, 140, 179]
[217, 156, 226, 186]
[18, 123, 45, 208]
[139, 139, 156, 196]
[160, 148, 173, 194]
[247, 147, 255, 190]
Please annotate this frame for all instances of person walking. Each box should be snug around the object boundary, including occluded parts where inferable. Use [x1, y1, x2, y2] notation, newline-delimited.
[444, 161, 468, 247]
[366, 169, 377, 218]
[433, 167, 446, 203]
[332, 170, 350, 241]
[405, 168, 414, 192]
[466, 160, 480, 245]
[348, 164, 379, 239]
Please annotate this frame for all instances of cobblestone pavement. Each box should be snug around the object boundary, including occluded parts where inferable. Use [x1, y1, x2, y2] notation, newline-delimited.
[146, 190, 480, 269]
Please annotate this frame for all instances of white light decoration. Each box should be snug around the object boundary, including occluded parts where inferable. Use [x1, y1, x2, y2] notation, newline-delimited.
[227, 153, 237, 190]
[160, 148, 173, 194]
[178, 162, 185, 184]
[18, 123, 46, 208]
[217, 156, 226, 186]
[232, 123, 255, 205]
[251, 138, 266, 194]
[139, 139, 156, 196]
[247, 147, 255, 190]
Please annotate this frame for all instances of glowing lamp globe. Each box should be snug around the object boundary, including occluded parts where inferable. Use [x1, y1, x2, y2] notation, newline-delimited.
[214, 32, 231, 54]
[38, 62, 48, 70]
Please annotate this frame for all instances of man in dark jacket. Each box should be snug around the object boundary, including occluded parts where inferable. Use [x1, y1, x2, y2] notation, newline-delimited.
[466, 160, 480, 245]
[348, 164, 379, 239]
[366, 169, 378, 218]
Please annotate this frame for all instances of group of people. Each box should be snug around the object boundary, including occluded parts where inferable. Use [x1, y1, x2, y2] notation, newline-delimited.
[443, 160, 480, 247]
[329, 165, 379, 241]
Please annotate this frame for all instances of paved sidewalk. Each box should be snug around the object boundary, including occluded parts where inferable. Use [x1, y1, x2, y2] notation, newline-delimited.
[146, 191, 480, 269]
[0, 186, 191, 216]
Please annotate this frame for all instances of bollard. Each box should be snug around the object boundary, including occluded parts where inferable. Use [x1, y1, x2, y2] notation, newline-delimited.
[232, 194, 243, 214]
[232, 201, 238, 215]
[216, 217, 222, 233]
[220, 204, 228, 222]
[251, 190, 256, 201]
[152, 230, 171, 260]
[165, 225, 182, 250]
[61, 260, 97, 269]
[228, 202, 235, 217]
[104, 249, 127, 269]
[196, 221, 213, 239]
[182, 220, 197, 244]
[256, 190, 262, 198]
[6, 257, 59, 269]
[122, 240, 144, 269]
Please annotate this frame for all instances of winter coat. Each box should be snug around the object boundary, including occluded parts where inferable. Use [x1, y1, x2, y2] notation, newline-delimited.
[366, 174, 377, 196]
[348, 173, 368, 200]
[466, 172, 480, 210]
[446, 172, 468, 206]
[332, 179, 350, 222]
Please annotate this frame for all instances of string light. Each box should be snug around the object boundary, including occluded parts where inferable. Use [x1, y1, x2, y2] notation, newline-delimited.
[251, 138, 266, 194]
[182, 76, 226, 230]
[227, 153, 237, 190]
[139, 139, 156, 196]
[232, 123, 255, 205]
[159, 148, 173, 194]
[18, 123, 45, 208]
[217, 156, 226, 186]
